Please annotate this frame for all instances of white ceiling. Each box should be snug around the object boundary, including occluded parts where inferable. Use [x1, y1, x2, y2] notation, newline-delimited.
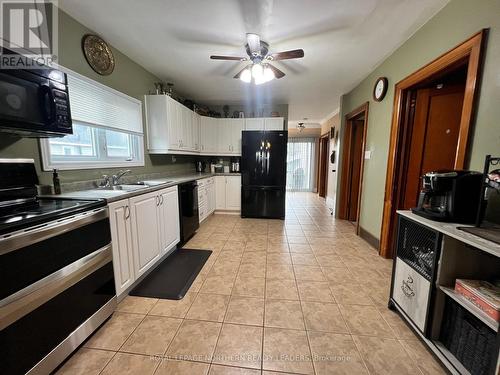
[59, 0, 447, 126]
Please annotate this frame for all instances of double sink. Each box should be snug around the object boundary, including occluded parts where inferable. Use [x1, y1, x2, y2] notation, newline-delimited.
[97, 180, 174, 192]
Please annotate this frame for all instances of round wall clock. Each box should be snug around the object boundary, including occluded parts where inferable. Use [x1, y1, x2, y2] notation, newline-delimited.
[373, 76, 388, 102]
[82, 34, 115, 75]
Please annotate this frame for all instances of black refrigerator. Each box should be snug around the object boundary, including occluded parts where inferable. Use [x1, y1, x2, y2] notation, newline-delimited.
[241, 130, 287, 219]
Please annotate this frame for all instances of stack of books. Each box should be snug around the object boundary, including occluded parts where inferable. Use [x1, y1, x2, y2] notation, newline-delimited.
[454, 279, 500, 322]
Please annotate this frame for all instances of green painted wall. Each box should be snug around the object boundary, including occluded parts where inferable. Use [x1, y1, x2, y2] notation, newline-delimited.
[340, 0, 500, 239]
[0, 9, 196, 185]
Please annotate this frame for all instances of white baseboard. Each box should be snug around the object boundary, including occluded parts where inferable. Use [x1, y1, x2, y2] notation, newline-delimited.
[214, 210, 240, 215]
[326, 196, 335, 210]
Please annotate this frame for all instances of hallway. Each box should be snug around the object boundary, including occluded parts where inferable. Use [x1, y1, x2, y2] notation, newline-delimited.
[57, 192, 445, 375]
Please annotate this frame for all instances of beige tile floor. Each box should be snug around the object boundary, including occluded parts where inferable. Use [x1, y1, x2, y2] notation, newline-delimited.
[56, 192, 446, 375]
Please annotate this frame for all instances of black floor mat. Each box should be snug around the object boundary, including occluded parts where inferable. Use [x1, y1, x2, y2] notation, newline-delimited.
[129, 249, 212, 300]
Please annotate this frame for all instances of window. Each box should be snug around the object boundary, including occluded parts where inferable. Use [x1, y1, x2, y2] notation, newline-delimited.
[286, 137, 317, 191]
[41, 69, 144, 170]
[42, 122, 143, 169]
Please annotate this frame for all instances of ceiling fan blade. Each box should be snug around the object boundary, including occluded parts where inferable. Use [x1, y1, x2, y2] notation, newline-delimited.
[246, 33, 261, 54]
[210, 55, 246, 61]
[233, 66, 248, 79]
[269, 49, 304, 60]
[267, 63, 285, 79]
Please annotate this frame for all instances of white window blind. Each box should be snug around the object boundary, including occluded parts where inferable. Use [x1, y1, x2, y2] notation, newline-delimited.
[67, 74, 143, 134]
[286, 137, 317, 192]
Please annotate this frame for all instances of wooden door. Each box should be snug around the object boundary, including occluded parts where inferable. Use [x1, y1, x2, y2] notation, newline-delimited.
[402, 84, 465, 209]
[318, 135, 329, 197]
[347, 120, 364, 221]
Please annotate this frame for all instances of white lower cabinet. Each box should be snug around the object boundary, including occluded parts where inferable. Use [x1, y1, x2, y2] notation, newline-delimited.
[129, 191, 162, 279]
[215, 176, 226, 210]
[108, 200, 135, 296]
[108, 185, 180, 296]
[159, 186, 181, 253]
[215, 175, 241, 211]
[198, 177, 215, 222]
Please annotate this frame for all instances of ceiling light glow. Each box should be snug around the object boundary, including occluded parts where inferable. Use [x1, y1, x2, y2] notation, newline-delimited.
[240, 67, 251, 83]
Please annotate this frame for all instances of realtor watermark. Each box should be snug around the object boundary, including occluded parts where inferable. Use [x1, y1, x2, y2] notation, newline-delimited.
[0, 0, 58, 68]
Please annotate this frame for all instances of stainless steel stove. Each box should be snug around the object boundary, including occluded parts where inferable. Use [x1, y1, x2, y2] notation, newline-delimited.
[0, 159, 116, 375]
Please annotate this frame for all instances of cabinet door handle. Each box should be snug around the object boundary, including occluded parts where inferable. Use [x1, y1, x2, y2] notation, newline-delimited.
[156, 196, 160, 206]
[160, 195, 164, 205]
[124, 205, 130, 220]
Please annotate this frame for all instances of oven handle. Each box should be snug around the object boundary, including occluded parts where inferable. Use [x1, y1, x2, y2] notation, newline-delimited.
[0, 207, 108, 256]
[0, 243, 112, 309]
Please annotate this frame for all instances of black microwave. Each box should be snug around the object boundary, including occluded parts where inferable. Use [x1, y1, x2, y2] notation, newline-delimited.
[0, 59, 72, 137]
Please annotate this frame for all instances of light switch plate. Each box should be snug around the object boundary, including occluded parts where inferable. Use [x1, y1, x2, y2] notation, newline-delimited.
[364, 150, 372, 159]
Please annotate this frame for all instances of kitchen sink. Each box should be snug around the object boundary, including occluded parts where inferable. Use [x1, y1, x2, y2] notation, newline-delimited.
[139, 179, 174, 186]
[99, 184, 149, 192]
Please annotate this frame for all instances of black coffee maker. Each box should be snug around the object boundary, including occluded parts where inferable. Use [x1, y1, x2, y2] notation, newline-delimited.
[412, 170, 483, 223]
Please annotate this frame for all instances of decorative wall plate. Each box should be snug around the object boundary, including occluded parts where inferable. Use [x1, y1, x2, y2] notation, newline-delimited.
[82, 34, 115, 75]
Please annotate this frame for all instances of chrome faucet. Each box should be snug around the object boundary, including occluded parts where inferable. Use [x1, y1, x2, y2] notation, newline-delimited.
[111, 169, 131, 186]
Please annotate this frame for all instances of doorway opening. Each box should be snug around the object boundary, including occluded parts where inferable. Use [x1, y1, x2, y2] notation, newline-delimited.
[286, 137, 317, 192]
[400, 65, 467, 209]
[339, 102, 369, 233]
[317, 133, 329, 198]
[379, 30, 486, 258]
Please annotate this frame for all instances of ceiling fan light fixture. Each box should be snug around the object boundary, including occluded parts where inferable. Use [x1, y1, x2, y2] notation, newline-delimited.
[263, 65, 275, 82]
[240, 67, 252, 83]
[251, 63, 264, 80]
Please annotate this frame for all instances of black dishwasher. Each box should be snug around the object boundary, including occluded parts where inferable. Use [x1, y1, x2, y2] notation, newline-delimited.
[178, 181, 199, 244]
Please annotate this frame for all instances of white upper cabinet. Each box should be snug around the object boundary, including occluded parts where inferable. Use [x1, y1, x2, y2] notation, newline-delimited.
[265, 117, 284, 130]
[213, 118, 243, 155]
[145, 94, 198, 154]
[145, 95, 282, 156]
[167, 98, 181, 150]
[144, 95, 170, 152]
[217, 119, 233, 154]
[229, 119, 244, 154]
[245, 118, 265, 131]
[192, 113, 200, 151]
[200, 116, 218, 153]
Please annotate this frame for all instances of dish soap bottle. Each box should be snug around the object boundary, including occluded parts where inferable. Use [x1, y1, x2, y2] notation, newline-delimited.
[53, 169, 61, 194]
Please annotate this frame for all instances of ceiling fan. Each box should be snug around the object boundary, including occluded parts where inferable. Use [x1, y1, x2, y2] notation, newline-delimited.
[210, 33, 304, 84]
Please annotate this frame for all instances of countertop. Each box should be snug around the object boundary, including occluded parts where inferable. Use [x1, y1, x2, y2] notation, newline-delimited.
[397, 210, 500, 258]
[51, 172, 241, 203]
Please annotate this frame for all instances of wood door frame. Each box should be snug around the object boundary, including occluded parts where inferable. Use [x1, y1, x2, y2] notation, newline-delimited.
[338, 102, 369, 234]
[318, 132, 330, 197]
[379, 30, 487, 258]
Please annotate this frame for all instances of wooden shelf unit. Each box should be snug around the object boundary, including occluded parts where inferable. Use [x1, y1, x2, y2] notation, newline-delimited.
[391, 211, 500, 375]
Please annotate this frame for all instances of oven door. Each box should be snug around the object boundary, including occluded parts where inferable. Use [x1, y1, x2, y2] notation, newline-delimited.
[0, 208, 116, 375]
[0, 69, 71, 136]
